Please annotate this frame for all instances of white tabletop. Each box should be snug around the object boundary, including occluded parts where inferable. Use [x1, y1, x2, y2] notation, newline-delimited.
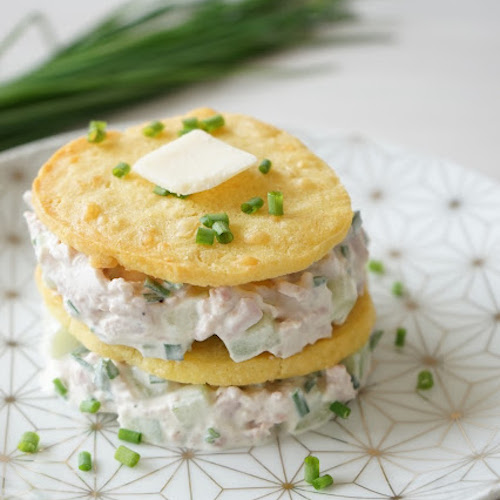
[2, 0, 500, 183]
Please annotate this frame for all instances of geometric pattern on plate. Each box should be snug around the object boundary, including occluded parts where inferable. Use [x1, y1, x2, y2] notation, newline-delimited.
[1, 130, 500, 499]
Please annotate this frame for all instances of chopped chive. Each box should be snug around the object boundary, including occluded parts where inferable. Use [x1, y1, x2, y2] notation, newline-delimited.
[330, 401, 351, 419]
[152, 185, 188, 198]
[392, 281, 404, 297]
[71, 353, 93, 371]
[304, 455, 320, 484]
[200, 213, 229, 228]
[212, 221, 234, 244]
[153, 185, 169, 196]
[87, 120, 107, 143]
[417, 370, 434, 390]
[112, 162, 131, 178]
[144, 277, 171, 298]
[143, 292, 164, 303]
[72, 345, 90, 357]
[340, 245, 349, 258]
[395, 327, 407, 347]
[66, 299, 79, 316]
[53, 378, 67, 397]
[268, 191, 284, 216]
[205, 427, 220, 444]
[291, 389, 310, 417]
[304, 378, 316, 393]
[17, 431, 39, 453]
[183, 117, 199, 128]
[118, 428, 142, 444]
[352, 210, 362, 231]
[258, 158, 272, 174]
[350, 373, 360, 390]
[78, 451, 92, 471]
[179, 117, 200, 135]
[114, 445, 140, 467]
[196, 227, 215, 245]
[142, 120, 164, 137]
[164, 344, 184, 360]
[201, 114, 225, 132]
[149, 374, 166, 384]
[241, 196, 264, 214]
[312, 474, 334, 490]
[313, 276, 327, 287]
[104, 359, 119, 379]
[368, 260, 385, 274]
[80, 398, 101, 414]
[369, 329, 384, 351]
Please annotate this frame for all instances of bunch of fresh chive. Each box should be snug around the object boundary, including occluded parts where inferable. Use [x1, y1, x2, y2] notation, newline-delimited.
[0, 0, 354, 151]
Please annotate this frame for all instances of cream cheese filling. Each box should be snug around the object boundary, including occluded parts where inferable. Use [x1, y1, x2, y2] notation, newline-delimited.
[26, 199, 368, 363]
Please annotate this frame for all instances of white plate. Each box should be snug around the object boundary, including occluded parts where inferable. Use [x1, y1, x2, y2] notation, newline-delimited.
[1, 129, 500, 500]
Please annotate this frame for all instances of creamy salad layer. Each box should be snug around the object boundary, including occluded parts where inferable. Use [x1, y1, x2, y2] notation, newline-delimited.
[26, 196, 368, 363]
[42, 314, 372, 450]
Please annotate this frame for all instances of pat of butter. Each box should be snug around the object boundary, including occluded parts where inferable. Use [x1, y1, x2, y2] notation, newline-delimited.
[133, 129, 257, 195]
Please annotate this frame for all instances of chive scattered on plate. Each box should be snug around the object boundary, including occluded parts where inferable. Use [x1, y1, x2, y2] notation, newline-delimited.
[118, 428, 142, 444]
[17, 431, 39, 453]
[114, 445, 140, 467]
[368, 259, 385, 274]
[79, 398, 101, 414]
[304, 455, 320, 484]
[329, 401, 351, 419]
[78, 451, 92, 471]
[53, 378, 68, 397]
[417, 370, 434, 390]
[395, 327, 407, 347]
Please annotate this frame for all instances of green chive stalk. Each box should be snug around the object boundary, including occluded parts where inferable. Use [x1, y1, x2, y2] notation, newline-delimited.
[0, 0, 354, 151]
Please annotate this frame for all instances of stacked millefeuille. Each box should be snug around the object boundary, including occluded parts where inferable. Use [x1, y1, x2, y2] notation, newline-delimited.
[25, 108, 376, 450]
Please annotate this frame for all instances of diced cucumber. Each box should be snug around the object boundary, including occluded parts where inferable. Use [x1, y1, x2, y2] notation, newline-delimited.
[50, 326, 81, 358]
[228, 313, 279, 362]
[164, 344, 184, 361]
[172, 386, 210, 428]
[327, 274, 357, 324]
[123, 417, 163, 443]
[341, 341, 372, 387]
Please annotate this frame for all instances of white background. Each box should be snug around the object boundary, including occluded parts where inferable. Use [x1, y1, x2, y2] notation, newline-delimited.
[1, 0, 499, 182]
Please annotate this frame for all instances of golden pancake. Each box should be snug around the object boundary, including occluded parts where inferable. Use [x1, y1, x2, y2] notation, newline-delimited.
[32, 108, 352, 287]
[37, 267, 376, 386]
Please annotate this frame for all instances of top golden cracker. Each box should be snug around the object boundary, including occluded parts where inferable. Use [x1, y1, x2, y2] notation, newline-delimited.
[32, 108, 352, 287]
